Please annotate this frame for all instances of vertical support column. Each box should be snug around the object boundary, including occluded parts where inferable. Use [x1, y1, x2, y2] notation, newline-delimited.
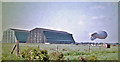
[12, 31, 15, 43]
[6, 31, 7, 43]
[30, 31, 32, 43]
[31, 31, 32, 43]
[2, 31, 4, 43]
[3, 31, 6, 43]
[8, 31, 9, 43]
[36, 30, 37, 43]
[36, 29, 38, 43]
[38, 30, 39, 43]
[7, 31, 9, 43]
[5, 31, 7, 43]
[10, 31, 11, 43]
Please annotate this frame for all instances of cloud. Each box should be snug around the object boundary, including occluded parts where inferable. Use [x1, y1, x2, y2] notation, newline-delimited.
[89, 15, 110, 26]
[78, 21, 84, 25]
[107, 3, 117, 6]
[90, 6, 105, 9]
[90, 16, 106, 20]
[77, 15, 88, 26]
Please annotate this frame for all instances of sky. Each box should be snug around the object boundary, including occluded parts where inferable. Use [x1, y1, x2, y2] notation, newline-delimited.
[2, 2, 118, 43]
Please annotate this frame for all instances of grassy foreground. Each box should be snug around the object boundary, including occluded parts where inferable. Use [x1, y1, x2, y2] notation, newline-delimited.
[2, 43, 118, 60]
[0, 43, 2, 61]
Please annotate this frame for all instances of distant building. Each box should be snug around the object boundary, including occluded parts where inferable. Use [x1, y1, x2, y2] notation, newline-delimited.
[27, 28, 75, 44]
[2, 28, 29, 43]
[2, 28, 75, 44]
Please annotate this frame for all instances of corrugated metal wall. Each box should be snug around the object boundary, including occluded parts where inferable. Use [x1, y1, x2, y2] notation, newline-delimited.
[27, 28, 47, 43]
[27, 28, 75, 44]
[2, 29, 16, 43]
[2, 29, 29, 43]
[2, 28, 75, 44]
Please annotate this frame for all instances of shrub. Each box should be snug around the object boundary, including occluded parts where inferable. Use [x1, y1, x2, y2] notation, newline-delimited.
[19, 48, 49, 61]
[78, 55, 97, 61]
[101, 50, 117, 53]
[73, 52, 87, 55]
[64, 51, 90, 56]
[85, 55, 97, 60]
[50, 48, 55, 51]
[78, 56, 85, 61]
[49, 52, 64, 60]
[77, 49, 80, 51]
[84, 49, 88, 52]
[62, 49, 67, 51]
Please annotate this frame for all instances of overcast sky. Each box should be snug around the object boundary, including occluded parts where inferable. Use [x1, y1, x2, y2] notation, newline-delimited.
[2, 2, 118, 43]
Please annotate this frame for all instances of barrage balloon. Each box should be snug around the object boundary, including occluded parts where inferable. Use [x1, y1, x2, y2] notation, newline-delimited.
[90, 31, 107, 41]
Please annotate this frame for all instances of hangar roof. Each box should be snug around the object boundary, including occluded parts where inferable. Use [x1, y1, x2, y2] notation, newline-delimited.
[31, 28, 70, 34]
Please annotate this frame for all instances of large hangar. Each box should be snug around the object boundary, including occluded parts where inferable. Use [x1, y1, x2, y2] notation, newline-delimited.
[27, 28, 75, 44]
[2, 28, 29, 43]
[2, 28, 75, 44]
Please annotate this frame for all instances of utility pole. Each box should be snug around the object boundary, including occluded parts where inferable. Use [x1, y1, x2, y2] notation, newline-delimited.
[16, 40, 19, 56]
[89, 45, 90, 52]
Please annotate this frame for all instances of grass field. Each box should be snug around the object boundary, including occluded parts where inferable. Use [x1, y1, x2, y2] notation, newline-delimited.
[2, 43, 118, 60]
[0, 43, 2, 61]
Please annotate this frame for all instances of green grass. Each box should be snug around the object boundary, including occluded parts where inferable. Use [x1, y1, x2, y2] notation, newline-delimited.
[0, 43, 2, 61]
[2, 43, 118, 60]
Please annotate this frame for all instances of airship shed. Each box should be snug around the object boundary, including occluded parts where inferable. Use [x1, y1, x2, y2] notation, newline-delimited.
[2, 28, 29, 43]
[2, 28, 75, 44]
